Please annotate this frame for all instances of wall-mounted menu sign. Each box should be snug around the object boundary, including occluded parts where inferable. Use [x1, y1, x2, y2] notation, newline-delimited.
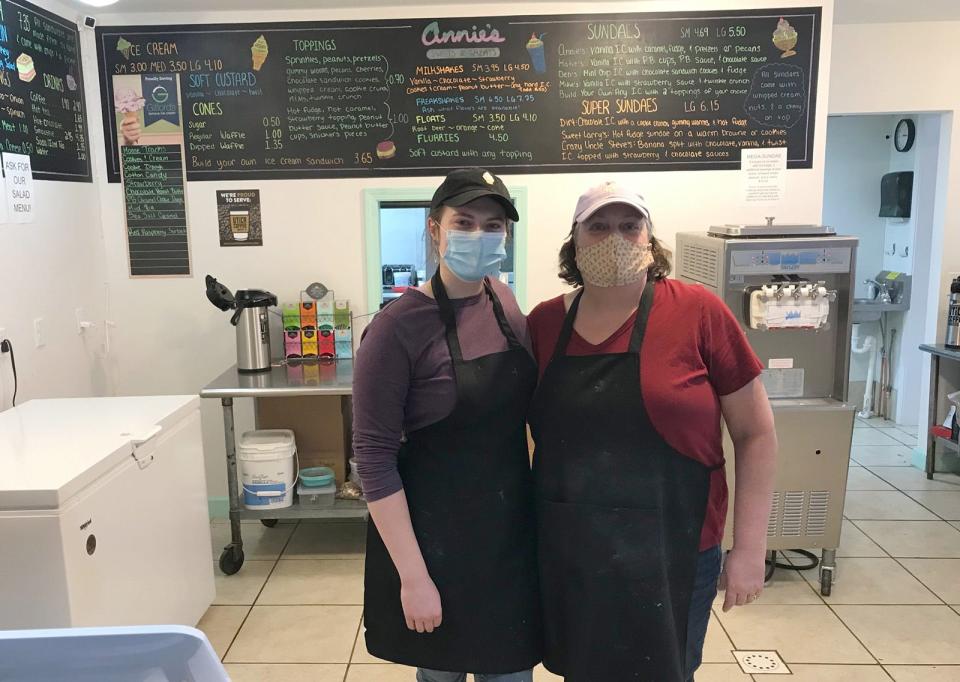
[121, 144, 191, 276]
[97, 7, 820, 182]
[0, 0, 91, 182]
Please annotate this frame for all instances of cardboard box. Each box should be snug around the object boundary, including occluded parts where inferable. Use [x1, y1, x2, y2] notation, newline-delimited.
[256, 396, 349, 485]
[298, 450, 346, 487]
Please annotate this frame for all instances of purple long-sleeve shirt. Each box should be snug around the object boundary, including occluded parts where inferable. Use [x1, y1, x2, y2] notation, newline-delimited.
[352, 277, 532, 502]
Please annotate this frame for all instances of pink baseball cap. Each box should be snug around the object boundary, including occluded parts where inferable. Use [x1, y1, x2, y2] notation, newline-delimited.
[573, 181, 651, 224]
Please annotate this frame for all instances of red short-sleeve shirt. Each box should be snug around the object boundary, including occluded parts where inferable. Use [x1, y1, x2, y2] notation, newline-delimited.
[527, 278, 764, 550]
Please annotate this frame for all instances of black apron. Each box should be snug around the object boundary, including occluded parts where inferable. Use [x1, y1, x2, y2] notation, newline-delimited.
[364, 272, 542, 674]
[529, 281, 715, 682]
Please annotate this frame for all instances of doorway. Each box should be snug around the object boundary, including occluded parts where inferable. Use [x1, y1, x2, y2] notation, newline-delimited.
[823, 112, 947, 442]
[362, 187, 528, 316]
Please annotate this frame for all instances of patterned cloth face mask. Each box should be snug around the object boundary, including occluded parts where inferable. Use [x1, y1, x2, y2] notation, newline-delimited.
[576, 231, 654, 287]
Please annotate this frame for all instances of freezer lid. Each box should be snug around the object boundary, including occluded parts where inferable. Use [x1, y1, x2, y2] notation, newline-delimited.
[0, 395, 199, 511]
[769, 397, 856, 411]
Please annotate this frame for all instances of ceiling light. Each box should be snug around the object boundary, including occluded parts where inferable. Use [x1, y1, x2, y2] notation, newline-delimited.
[78, 0, 121, 7]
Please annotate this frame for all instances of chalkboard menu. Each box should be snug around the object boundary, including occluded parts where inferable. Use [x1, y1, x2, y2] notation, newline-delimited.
[97, 7, 820, 182]
[0, 0, 90, 182]
[121, 144, 191, 276]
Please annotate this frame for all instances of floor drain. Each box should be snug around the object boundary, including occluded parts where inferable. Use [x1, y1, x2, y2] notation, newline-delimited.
[733, 650, 791, 674]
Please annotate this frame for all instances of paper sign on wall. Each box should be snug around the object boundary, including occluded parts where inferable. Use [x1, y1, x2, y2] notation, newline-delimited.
[217, 190, 263, 246]
[2, 153, 34, 224]
[742, 148, 787, 204]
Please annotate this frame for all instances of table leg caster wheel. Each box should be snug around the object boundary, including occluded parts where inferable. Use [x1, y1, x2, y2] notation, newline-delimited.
[260, 519, 279, 528]
[219, 545, 245, 575]
[820, 568, 833, 596]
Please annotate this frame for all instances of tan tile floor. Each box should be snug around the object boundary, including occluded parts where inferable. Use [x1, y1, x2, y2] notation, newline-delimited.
[203, 419, 960, 680]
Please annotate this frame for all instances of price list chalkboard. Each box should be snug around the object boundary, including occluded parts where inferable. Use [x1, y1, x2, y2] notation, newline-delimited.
[0, 0, 90, 182]
[97, 7, 820, 182]
[121, 144, 190, 276]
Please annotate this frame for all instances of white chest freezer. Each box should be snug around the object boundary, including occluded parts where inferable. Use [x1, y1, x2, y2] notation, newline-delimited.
[0, 396, 215, 630]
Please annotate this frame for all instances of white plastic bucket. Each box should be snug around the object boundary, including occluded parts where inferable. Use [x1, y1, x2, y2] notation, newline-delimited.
[238, 429, 297, 510]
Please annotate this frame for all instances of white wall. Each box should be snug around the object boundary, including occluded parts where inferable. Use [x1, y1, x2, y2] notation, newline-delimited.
[822, 113, 931, 424]
[883, 120, 917, 273]
[0, 0, 107, 410]
[823, 115, 891, 299]
[77, 0, 834, 498]
[831, 21, 960, 441]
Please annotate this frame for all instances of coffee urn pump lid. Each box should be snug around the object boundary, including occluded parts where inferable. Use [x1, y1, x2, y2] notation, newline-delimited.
[952, 277, 960, 294]
[235, 289, 278, 308]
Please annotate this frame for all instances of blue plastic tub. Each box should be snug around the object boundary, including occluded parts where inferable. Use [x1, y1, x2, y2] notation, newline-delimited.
[0, 625, 229, 682]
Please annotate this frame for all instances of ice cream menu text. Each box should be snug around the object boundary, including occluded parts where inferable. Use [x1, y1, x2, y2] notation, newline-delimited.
[97, 8, 820, 182]
[121, 144, 190, 276]
[0, 0, 90, 182]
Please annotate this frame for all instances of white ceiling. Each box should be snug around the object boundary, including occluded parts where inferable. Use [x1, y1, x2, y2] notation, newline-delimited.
[62, 0, 960, 24]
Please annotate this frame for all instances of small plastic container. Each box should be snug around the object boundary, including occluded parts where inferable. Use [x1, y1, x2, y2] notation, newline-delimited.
[298, 481, 336, 508]
[299, 466, 335, 487]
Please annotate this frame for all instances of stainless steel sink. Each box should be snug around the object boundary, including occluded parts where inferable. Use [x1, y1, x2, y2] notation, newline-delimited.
[852, 298, 909, 323]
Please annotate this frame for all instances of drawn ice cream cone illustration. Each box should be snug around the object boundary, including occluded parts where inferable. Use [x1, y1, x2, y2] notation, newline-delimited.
[526, 33, 546, 73]
[772, 18, 798, 58]
[251, 35, 269, 71]
[16, 54, 36, 83]
[116, 37, 132, 60]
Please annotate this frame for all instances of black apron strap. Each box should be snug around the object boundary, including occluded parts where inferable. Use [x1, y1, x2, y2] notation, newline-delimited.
[431, 270, 523, 362]
[553, 279, 656, 362]
[552, 289, 584, 364]
[431, 269, 464, 362]
[483, 279, 523, 350]
[627, 279, 657, 354]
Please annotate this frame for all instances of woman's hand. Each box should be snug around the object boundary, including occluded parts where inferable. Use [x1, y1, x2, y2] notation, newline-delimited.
[719, 546, 766, 612]
[121, 118, 141, 145]
[401, 574, 443, 633]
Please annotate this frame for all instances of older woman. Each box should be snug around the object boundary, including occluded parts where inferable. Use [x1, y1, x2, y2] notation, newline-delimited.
[527, 182, 777, 682]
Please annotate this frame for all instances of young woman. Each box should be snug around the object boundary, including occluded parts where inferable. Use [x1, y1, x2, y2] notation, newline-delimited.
[353, 168, 541, 682]
[527, 182, 777, 682]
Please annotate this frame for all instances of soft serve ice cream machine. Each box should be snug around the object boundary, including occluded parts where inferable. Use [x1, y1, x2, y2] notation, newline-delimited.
[676, 224, 858, 595]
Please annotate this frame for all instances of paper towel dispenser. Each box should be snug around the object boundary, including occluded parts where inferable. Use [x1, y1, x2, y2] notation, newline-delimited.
[879, 171, 913, 218]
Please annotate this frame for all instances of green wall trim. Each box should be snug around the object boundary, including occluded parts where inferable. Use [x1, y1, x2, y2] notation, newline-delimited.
[362, 184, 529, 317]
[208, 496, 229, 519]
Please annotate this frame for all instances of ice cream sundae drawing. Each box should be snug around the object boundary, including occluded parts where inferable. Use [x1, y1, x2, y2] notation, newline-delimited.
[116, 37, 133, 60]
[251, 35, 269, 71]
[377, 141, 397, 160]
[772, 18, 798, 58]
[16, 54, 36, 83]
[114, 87, 145, 145]
[526, 33, 546, 73]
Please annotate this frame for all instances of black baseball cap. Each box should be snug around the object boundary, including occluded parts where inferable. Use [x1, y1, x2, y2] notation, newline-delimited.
[430, 168, 519, 222]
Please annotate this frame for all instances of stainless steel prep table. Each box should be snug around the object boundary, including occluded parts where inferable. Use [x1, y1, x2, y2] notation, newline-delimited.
[200, 361, 367, 574]
[920, 344, 960, 479]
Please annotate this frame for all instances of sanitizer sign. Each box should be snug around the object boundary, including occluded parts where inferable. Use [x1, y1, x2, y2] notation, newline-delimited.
[2, 153, 34, 224]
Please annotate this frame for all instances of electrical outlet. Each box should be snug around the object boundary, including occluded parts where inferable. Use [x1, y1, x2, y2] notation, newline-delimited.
[33, 318, 44, 348]
[0, 327, 6, 342]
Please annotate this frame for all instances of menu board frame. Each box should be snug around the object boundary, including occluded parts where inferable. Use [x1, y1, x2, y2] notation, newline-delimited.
[96, 8, 821, 183]
[1, 0, 92, 182]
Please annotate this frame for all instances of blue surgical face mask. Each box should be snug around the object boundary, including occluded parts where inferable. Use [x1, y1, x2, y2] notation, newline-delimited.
[442, 229, 507, 282]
